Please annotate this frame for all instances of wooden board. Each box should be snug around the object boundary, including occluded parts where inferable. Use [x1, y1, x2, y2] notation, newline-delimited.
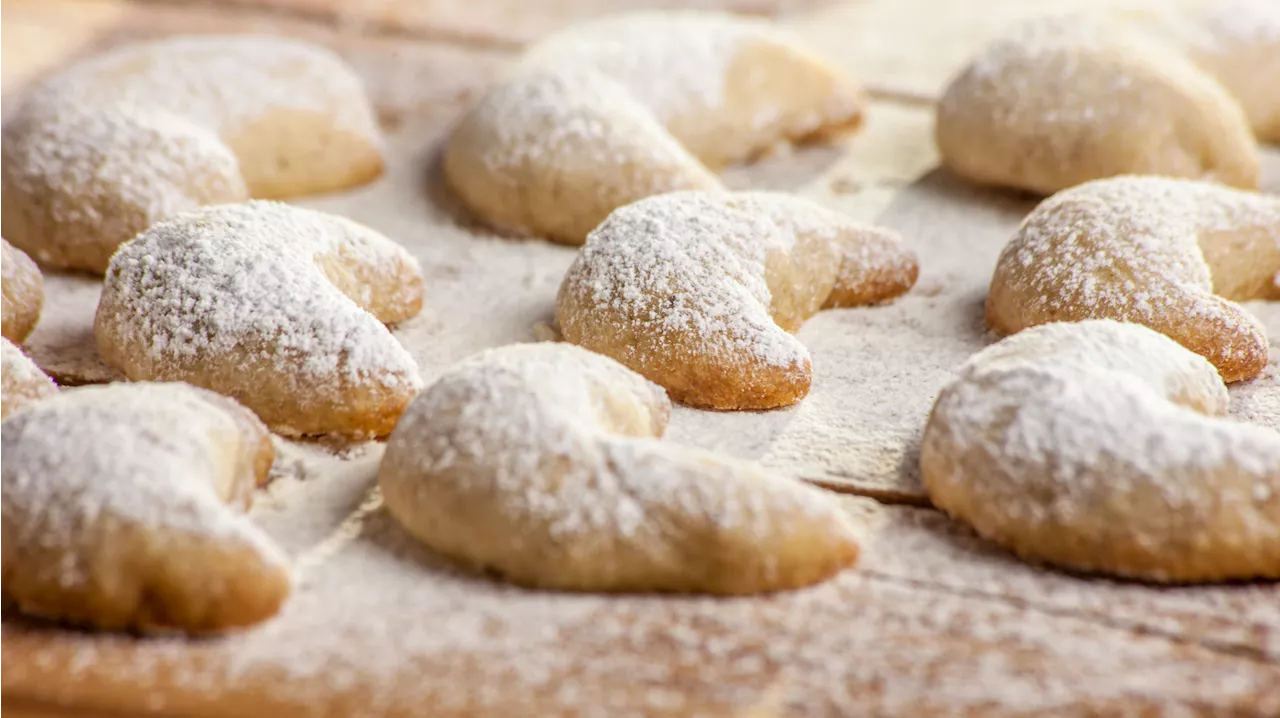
[3, 0, 1279, 715]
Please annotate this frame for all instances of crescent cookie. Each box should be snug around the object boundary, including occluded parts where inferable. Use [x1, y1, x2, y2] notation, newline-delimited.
[935, 15, 1258, 194]
[921, 320, 1280, 583]
[987, 176, 1280, 383]
[2, 35, 384, 273]
[556, 191, 918, 410]
[2, 238, 42, 343]
[379, 342, 860, 594]
[1119, 0, 1280, 143]
[1, 338, 57, 419]
[95, 201, 425, 438]
[445, 11, 865, 244]
[2, 382, 290, 632]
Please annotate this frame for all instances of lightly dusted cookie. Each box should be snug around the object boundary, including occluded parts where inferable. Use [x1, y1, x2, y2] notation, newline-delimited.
[2, 35, 384, 273]
[2, 382, 290, 632]
[2, 238, 42, 343]
[557, 191, 917, 410]
[445, 11, 865, 244]
[1, 338, 57, 419]
[95, 201, 424, 438]
[1117, 0, 1280, 143]
[936, 15, 1258, 194]
[986, 175, 1280, 383]
[379, 343, 860, 594]
[921, 320, 1280, 583]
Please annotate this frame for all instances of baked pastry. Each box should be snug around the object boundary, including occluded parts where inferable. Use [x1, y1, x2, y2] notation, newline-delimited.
[556, 191, 918, 409]
[921, 320, 1280, 583]
[2, 238, 42, 343]
[379, 342, 860, 594]
[1, 338, 57, 419]
[95, 201, 424, 438]
[987, 176, 1279, 383]
[1121, 0, 1280, 143]
[445, 11, 865, 244]
[935, 15, 1258, 194]
[1, 35, 384, 273]
[2, 382, 290, 632]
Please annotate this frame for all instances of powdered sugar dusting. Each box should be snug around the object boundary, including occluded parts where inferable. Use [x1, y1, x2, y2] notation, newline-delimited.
[564, 192, 810, 371]
[471, 66, 705, 185]
[923, 320, 1280, 579]
[990, 176, 1280, 373]
[1, 338, 58, 418]
[2, 106, 245, 265]
[381, 342, 851, 589]
[96, 201, 422, 421]
[940, 14, 1151, 127]
[23, 35, 376, 140]
[523, 12, 763, 122]
[559, 190, 914, 391]
[0, 383, 288, 588]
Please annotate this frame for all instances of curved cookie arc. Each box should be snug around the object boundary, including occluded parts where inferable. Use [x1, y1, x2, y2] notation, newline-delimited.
[1, 382, 290, 632]
[936, 15, 1258, 194]
[1, 35, 384, 273]
[445, 11, 865, 245]
[378, 342, 860, 594]
[921, 320, 1280, 583]
[986, 176, 1279, 383]
[556, 191, 917, 410]
[95, 201, 424, 438]
[1, 238, 43, 343]
[1, 338, 57, 419]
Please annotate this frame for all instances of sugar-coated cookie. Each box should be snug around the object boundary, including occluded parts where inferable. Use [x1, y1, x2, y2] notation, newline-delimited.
[987, 176, 1279, 383]
[557, 191, 917, 409]
[95, 202, 424, 438]
[445, 11, 865, 244]
[1, 338, 57, 419]
[2, 382, 290, 632]
[922, 320, 1280, 583]
[2, 238, 42, 343]
[936, 16, 1258, 194]
[2, 35, 384, 273]
[379, 343, 860, 594]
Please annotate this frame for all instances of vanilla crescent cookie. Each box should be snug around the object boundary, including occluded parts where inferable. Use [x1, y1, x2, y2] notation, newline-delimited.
[556, 191, 918, 410]
[936, 15, 1258, 194]
[2, 382, 291, 631]
[1, 338, 57, 419]
[921, 320, 1280, 583]
[987, 176, 1280, 384]
[95, 201, 424, 438]
[2, 238, 42, 343]
[445, 11, 865, 244]
[2, 35, 384, 273]
[1120, 0, 1280, 143]
[379, 343, 860, 594]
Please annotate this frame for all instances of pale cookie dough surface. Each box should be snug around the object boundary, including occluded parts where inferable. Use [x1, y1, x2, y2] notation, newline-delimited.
[1, 238, 43, 344]
[557, 191, 915, 410]
[1, 34, 384, 273]
[987, 176, 1280, 383]
[1, 382, 290, 633]
[922, 320, 1280, 582]
[935, 14, 1258, 194]
[380, 342, 859, 594]
[0, 338, 57, 419]
[445, 11, 864, 245]
[95, 201, 425, 438]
